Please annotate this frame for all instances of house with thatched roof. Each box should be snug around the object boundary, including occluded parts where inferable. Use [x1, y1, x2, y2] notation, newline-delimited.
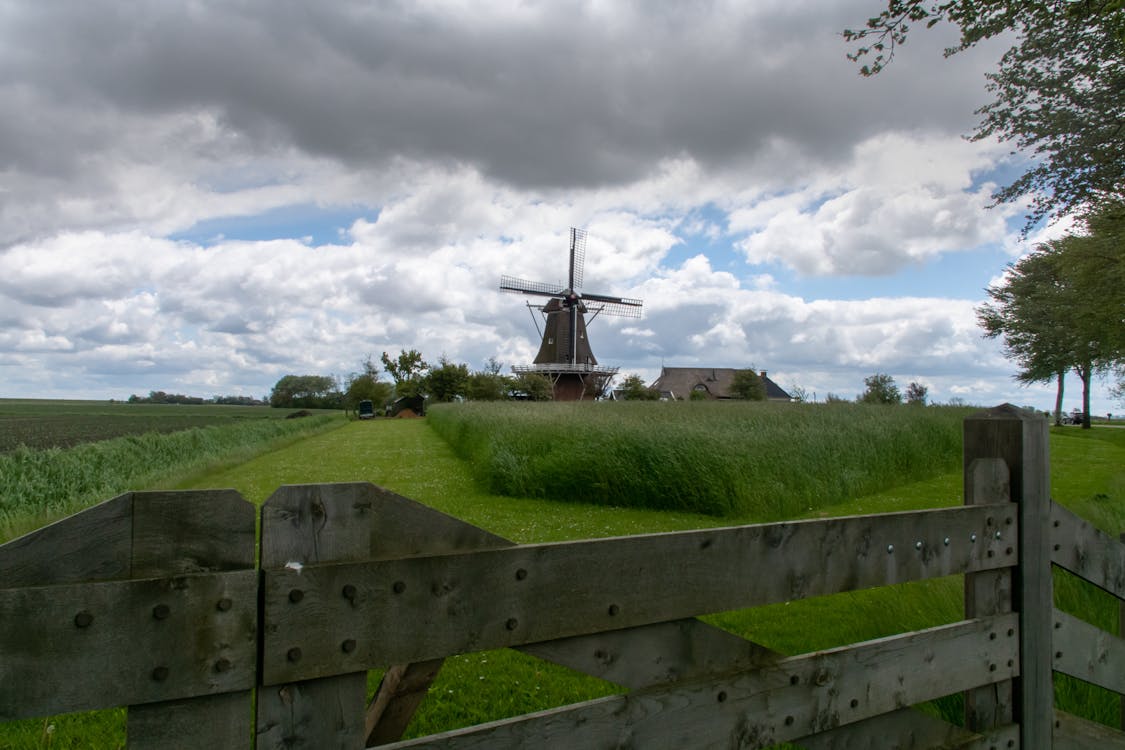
[649, 367, 791, 401]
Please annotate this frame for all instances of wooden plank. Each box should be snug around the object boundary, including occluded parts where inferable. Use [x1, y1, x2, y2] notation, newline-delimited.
[124, 490, 258, 749]
[130, 489, 256, 576]
[962, 457, 1014, 732]
[519, 619, 780, 689]
[0, 570, 257, 719]
[1054, 709, 1125, 750]
[963, 404, 1052, 749]
[1051, 501, 1125, 599]
[1052, 608, 1125, 695]
[377, 614, 1019, 750]
[262, 503, 1013, 684]
[796, 710, 1018, 749]
[0, 493, 133, 587]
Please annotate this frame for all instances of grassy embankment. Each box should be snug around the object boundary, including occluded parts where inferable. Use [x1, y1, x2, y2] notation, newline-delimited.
[1, 402, 1122, 747]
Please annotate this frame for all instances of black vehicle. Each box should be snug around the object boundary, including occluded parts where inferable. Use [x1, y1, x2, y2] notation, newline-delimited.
[357, 399, 375, 419]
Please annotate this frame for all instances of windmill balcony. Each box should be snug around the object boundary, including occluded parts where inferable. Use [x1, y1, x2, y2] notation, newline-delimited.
[511, 363, 620, 375]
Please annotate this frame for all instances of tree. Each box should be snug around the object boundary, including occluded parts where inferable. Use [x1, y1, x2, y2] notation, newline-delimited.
[845, 1, 1125, 231]
[381, 349, 429, 399]
[512, 372, 554, 401]
[859, 373, 902, 404]
[426, 356, 470, 403]
[466, 363, 512, 401]
[343, 372, 392, 414]
[618, 374, 659, 400]
[788, 384, 810, 403]
[977, 210, 1123, 429]
[269, 374, 342, 409]
[730, 369, 767, 401]
[905, 381, 928, 405]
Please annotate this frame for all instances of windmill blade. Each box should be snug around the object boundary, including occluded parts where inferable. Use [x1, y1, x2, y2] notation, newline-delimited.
[582, 294, 644, 319]
[569, 227, 587, 291]
[581, 291, 643, 307]
[500, 275, 565, 297]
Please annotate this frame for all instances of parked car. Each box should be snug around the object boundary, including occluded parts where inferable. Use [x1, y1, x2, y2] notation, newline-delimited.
[1063, 410, 1085, 425]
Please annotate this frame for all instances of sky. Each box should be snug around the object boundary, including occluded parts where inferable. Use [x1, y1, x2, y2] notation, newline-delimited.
[0, 0, 1116, 415]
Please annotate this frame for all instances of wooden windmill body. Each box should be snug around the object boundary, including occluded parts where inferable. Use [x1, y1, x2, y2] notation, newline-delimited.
[501, 228, 643, 401]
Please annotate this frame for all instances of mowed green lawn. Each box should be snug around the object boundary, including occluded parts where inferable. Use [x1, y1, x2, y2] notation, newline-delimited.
[3, 415, 1123, 746]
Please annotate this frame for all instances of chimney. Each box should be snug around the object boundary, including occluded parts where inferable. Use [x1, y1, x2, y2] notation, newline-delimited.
[759, 371, 767, 380]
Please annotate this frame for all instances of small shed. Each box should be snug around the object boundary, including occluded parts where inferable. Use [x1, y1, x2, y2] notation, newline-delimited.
[387, 395, 426, 418]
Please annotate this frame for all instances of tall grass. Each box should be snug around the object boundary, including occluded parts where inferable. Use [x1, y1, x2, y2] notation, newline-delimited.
[428, 401, 973, 518]
[0, 414, 343, 541]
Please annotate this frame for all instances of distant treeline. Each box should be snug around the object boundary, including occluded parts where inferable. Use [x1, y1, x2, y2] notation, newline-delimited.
[127, 391, 266, 406]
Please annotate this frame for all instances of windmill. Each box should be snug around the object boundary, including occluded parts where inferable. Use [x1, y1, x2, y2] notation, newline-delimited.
[500, 228, 643, 400]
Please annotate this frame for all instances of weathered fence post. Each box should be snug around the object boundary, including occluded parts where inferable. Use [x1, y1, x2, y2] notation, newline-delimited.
[963, 404, 1052, 748]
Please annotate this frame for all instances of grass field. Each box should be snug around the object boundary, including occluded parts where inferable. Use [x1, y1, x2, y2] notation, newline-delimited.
[0, 400, 346, 542]
[1, 406, 1123, 747]
[0, 399, 316, 453]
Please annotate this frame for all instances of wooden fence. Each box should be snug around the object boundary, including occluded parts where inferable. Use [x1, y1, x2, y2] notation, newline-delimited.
[2, 404, 1124, 749]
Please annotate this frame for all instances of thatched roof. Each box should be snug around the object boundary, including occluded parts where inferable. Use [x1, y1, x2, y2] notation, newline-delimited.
[650, 367, 791, 401]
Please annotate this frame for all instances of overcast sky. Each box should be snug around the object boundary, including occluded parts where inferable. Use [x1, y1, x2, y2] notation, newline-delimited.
[0, 0, 1114, 413]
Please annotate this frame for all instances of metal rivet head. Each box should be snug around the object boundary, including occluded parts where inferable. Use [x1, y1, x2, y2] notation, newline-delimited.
[216, 598, 233, 612]
[341, 639, 357, 654]
[342, 584, 357, 600]
[506, 618, 519, 630]
[970, 533, 977, 542]
[887, 544, 894, 554]
[214, 658, 231, 673]
[515, 568, 528, 581]
[288, 589, 304, 603]
[74, 611, 94, 628]
[995, 531, 1002, 539]
[152, 666, 169, 682]
[152, 604, 171, 620]
[915, 541, 923, 550]
[943, 537, 950, 546]
[287, 647, 302, 663]
[392, 581, 406, 594]
[607, 604, 620, 616]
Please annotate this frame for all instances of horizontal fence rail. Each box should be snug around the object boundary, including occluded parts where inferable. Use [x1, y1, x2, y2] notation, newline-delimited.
[1, 404, 1124, 749]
